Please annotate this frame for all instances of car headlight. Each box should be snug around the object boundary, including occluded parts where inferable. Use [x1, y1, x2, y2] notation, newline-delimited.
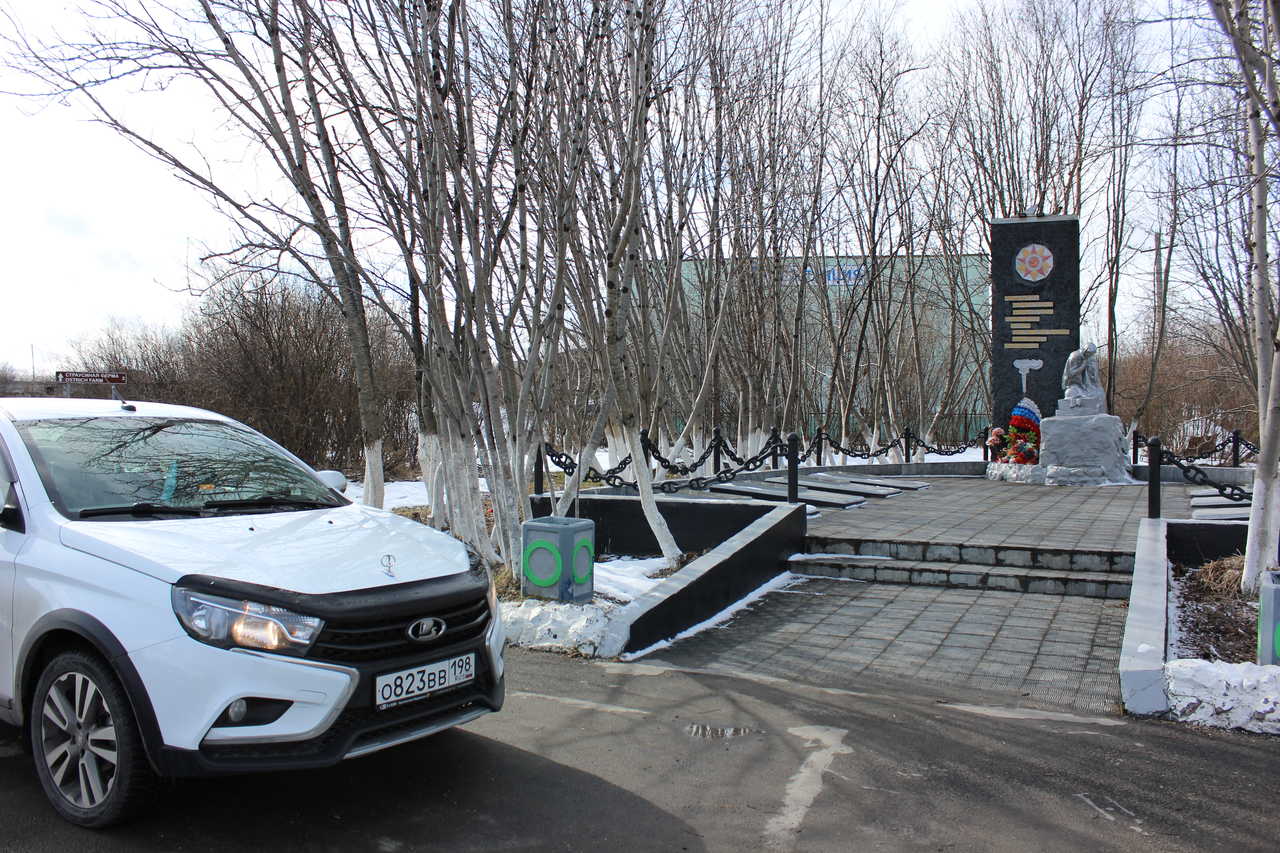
[172, 587, 324, 656]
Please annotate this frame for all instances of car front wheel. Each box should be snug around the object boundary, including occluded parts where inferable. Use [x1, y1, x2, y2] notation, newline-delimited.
[29, 650, 155, 827]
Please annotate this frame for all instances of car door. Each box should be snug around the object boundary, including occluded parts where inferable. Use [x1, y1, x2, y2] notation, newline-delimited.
[0, 447, 19, 712]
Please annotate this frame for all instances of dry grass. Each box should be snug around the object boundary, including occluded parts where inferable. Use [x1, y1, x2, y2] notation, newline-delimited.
[493, 566, 523, 601]
[1196, 554, 1247, 601]
[1172, 553, 1257, 663]
[391, 505, 432, 525]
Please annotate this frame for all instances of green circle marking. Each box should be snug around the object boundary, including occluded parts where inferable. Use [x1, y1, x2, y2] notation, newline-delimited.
[1274, 620, 1280, 659]
[523, 540, 562, 587]
[572, 538, 595, 584]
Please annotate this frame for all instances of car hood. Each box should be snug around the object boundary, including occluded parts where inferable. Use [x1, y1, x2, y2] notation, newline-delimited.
[59, 504, 468, 595]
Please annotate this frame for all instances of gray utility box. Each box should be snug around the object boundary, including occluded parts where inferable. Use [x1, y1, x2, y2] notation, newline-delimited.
[522, 516, 595, 603]
[1260, 571, 1280, 665]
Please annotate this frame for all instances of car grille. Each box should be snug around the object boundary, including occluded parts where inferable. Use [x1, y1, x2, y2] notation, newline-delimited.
[307, 594, 490, 663]
[200, 673, 489, 763]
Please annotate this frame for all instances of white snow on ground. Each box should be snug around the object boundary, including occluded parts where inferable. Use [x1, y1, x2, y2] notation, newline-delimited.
[590, 556, 669, 601]
[1163, 562, 1280, 734]
[347, 478, 493, 508]
[620, 572, 802, 660]
[1166, 560, 1189, 660]
[822, 447, 985, 465]
[1165, 659, 1280, 734]
[922, 447, 985, 463]
[347, 479, 429, 509]
[500, 556, 669, 656]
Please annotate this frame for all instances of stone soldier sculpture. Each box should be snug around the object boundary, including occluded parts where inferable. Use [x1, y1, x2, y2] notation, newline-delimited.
[1060, 343, 1104, 413]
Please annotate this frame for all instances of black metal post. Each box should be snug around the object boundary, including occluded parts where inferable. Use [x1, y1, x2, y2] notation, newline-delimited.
[904, 428, 914, 463]
[787, 433, 800, 503]
[1132, 431, 1139, 466]
[1147, 436, 1162, 519]
[983, 425, 990, 462]
[1232, 429, 1241, 468]
[815, 430, 824, 468]
[639, 428, 651, 467]
[534, 441, 544, 495]
[713, 427, 722, 474]
[770, 427, 780, 469]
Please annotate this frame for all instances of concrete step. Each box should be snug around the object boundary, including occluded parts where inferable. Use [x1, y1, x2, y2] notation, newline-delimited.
[1191, 487, 1252, 498]
[804, 535, 1135, 574]
[813, 472, 932, 490]
[1191, 506, 1250, 521]
[1189, 494, 1251, 508]
[708, 482, 864, 508]
[764, 475, 901, 498]
[787, 554, 1129, 599]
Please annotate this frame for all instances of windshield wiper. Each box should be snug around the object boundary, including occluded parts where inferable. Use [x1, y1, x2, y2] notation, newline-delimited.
[203, 495, 339, 511]
[79, 502, 205, 519]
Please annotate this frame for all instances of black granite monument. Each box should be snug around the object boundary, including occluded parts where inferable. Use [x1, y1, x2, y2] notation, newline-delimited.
[989, 215, 1080, 429]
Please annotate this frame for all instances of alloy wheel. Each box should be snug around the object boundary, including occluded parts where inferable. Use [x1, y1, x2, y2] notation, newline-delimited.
[39, 671, 119, 809]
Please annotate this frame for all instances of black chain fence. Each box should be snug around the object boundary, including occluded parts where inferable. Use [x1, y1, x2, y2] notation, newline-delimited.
[1134, 430, 1257, 466]
[537, 426, 984, 495]
[1157, 449, 1251, 502]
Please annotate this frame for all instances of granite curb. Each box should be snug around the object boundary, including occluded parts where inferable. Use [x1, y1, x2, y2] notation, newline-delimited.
[1118, 517, 1169, 715]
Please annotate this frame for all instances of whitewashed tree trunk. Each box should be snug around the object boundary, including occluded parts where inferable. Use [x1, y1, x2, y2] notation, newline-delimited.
[1241, 87, 1279, 594]
[416, 428, 447, 530]
[361, 439, 385, 508]
[624, 424, 681, 563]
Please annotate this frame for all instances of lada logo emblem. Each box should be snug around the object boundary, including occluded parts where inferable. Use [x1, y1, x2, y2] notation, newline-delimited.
[380, 554, 397, 578]
[407, 617, 447, 643]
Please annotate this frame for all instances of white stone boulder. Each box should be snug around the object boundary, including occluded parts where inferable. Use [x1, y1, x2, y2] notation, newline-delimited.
[1039, 413, 1131, 485]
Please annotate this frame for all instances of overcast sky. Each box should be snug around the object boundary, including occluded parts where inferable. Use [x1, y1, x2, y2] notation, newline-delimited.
[0, 0, 951, 377]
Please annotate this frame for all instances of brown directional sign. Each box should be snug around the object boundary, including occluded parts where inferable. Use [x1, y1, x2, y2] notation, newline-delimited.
[55, 371, 127, 384]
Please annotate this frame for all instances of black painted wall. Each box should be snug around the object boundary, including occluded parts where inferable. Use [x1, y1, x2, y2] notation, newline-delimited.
[624, 505, 805, 653]
[528, 494, 775, 556]
[990, 216, 1080, 429]
[1166, 521, 1247, 566]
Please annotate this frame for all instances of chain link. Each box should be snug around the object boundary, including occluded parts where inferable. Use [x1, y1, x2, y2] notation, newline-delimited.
[816, 431, 907, 459]
[542, 427, 981, 495]
[1135, 432, 1254, 464]
[1158, 449, 1251, 502]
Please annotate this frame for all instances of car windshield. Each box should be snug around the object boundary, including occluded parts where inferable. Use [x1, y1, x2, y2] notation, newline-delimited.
[16, 416, 346, 519]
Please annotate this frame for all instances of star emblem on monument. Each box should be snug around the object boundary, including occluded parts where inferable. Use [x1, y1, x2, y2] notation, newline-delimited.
[1014, 243, 1054, 282]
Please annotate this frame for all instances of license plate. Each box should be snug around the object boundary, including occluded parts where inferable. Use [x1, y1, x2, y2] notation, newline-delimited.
[375, 653, 475, 710]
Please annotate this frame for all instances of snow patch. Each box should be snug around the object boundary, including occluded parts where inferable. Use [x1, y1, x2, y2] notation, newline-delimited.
[922, 448, 985, 463]
[347, 478, 492, 509]
[590, 556, 670, 601]
[789, 552, 887, 562]
[499, 556, 669, 656]
[501, 599, 615, 656]
[1164, 659, 1280, 735]
[347, 479, 431, 509]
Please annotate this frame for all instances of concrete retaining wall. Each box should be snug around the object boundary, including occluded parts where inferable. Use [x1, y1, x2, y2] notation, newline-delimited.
[529, 492, 806, 656]
[615, 503, 806, 654]
[528, 492, 778, 556]
[1119, 518, 1249, 716]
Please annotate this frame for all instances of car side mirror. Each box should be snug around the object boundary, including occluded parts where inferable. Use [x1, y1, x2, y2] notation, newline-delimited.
[315, 470, 348, 494]
[0, 484, 24, 533]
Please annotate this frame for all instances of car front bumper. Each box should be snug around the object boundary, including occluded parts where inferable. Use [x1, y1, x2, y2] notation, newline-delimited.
[131, 604, 506, 777]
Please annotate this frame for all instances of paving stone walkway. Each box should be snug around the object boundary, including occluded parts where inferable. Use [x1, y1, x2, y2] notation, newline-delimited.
[650, 577, 1129, 714]
[806, 477, 1191, 553]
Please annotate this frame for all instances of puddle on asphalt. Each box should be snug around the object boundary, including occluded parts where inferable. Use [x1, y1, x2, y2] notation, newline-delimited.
[685, 723, 764, 739]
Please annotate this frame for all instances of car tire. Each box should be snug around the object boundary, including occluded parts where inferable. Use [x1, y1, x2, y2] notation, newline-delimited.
[29, 650, 156, 828]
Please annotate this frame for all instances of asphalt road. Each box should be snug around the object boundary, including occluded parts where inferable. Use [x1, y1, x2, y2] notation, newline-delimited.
[1, 647, 1278, 851]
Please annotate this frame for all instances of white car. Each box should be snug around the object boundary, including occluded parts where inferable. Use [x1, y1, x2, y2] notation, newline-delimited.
[0, 397, 504, 827]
